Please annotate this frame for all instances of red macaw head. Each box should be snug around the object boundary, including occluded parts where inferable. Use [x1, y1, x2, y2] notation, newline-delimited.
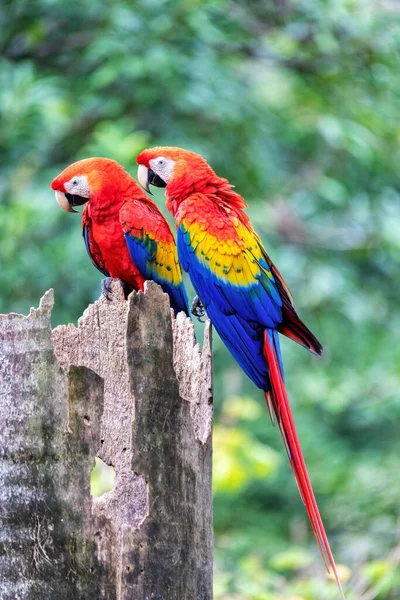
[136, 146, 217, 201]
[51, 157, 133, 212]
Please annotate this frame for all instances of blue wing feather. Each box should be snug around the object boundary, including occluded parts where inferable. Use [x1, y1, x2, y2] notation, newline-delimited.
[124, 233, 190, 317]
[178, 225, 274, 389]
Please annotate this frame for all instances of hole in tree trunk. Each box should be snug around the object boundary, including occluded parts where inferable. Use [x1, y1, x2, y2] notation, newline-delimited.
[90, 457, 115, 497]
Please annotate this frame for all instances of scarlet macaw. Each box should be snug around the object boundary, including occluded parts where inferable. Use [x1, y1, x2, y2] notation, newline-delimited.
[136, 147, 345, 598]
[51, 157, 189, 316]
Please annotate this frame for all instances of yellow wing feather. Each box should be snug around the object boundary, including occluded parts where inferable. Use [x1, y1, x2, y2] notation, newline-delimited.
[187, 219, 270, 287]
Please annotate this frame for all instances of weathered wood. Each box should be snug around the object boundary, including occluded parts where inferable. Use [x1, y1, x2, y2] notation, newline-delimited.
[0, 281, 213, 599]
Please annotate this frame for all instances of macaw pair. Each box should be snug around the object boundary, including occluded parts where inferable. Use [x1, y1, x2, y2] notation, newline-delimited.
[52, 150, 345, 598]
[51, 157, 189, 315]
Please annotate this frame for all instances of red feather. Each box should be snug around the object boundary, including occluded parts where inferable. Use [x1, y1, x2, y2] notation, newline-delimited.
[264, 331, 345, 600]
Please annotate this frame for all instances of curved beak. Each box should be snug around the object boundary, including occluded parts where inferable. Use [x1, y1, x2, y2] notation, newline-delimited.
[54, 190, 88, 213]
[55, 190, 77, 213]
[137, 164, 167, 194]
[137, 164, 152, 194]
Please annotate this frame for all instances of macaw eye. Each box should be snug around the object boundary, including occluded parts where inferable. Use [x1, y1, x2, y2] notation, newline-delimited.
[157, 157, 165, 166]
[72, 178, 78, 185]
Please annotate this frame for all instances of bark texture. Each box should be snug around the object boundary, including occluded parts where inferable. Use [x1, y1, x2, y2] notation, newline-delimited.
[0, 281, 213, 600]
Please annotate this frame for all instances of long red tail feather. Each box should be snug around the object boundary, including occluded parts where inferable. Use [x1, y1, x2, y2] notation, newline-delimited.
[264, 330, 345, 599]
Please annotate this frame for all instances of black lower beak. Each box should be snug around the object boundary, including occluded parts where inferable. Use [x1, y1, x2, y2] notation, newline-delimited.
[65, 193, 89, 207]
[148, 169, 167, 189]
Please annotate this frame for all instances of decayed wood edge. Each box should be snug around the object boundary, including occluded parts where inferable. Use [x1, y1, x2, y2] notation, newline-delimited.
[172, 307, 213, 445]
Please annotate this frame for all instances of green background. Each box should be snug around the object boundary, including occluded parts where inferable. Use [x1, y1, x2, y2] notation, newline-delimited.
[1, 1, 400, 598]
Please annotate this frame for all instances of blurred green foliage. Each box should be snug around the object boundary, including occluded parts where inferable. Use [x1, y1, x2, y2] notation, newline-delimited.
[91, 457, 115, 498]
[1, 0, 400, 597]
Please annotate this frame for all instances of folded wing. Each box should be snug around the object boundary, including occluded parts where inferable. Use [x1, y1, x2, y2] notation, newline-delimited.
[120, 198, 190, 316]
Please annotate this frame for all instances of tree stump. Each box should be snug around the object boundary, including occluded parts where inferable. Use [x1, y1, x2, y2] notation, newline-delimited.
[0, 281, 213, 600]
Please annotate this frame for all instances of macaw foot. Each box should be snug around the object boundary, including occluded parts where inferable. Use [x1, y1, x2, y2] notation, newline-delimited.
[191, 295, 206, 323]
[101, 277, 114, 301]
[101, 278, 134, 301]
[119, 279, 134, 300]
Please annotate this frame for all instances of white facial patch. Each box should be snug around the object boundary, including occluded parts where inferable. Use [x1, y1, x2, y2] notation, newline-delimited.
[149, 157, 175, 184]
[64, 174, 90, 197]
